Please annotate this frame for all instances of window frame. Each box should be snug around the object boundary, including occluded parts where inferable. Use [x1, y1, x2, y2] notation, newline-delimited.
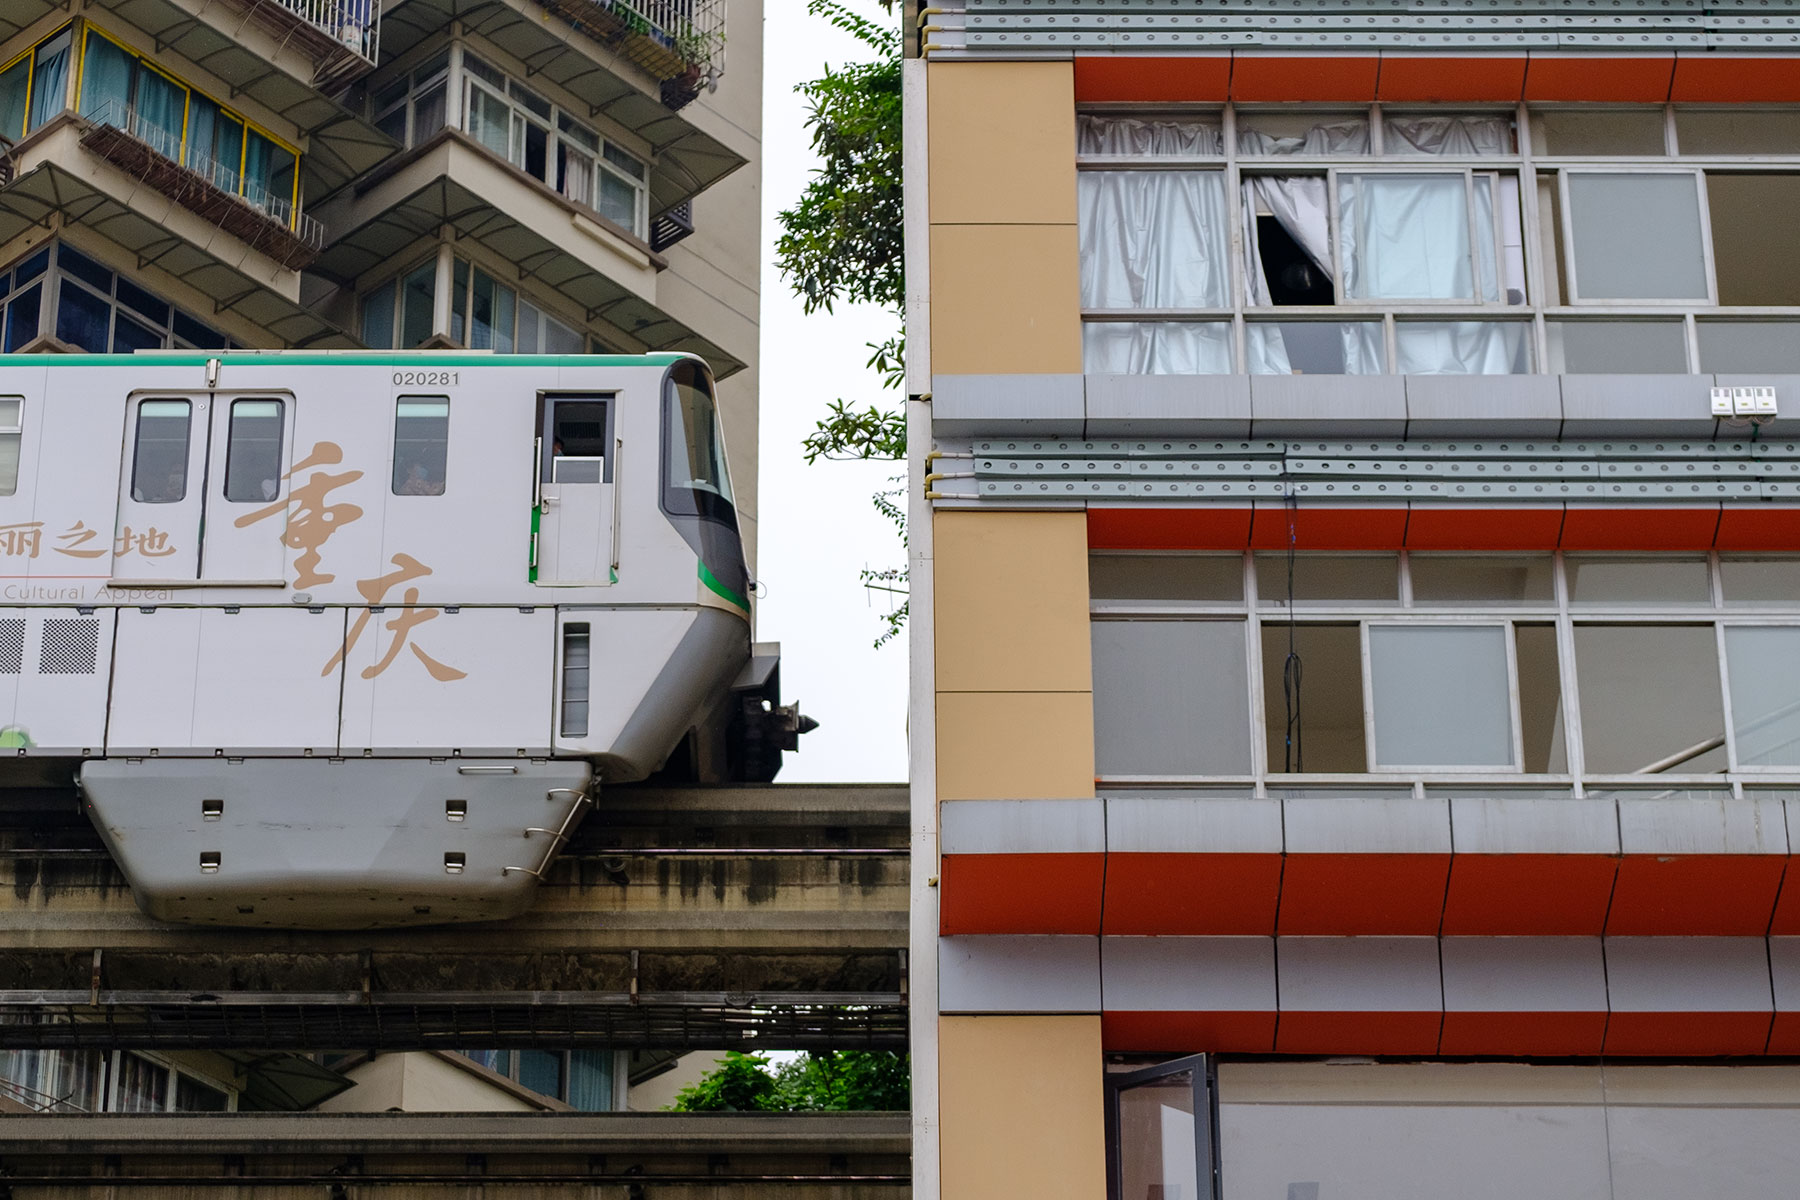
[1105, 1053, 1219, 1200]
[1076, 102, 1800, 376]
[1091, 549, 1800, 793]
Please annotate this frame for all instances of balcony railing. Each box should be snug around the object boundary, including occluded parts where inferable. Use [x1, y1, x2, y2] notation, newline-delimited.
[78, 101, 325, 271]
[533, 0, 725, 109]
[220, 0, 382, 91]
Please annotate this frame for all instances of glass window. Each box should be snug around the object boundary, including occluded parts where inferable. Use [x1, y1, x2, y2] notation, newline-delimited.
[550, 400, 610, 484]
[560, 622, 590, 737]
[1517, 622, 1569, 774]
[1725, 627, 1800, 767]
[132, 68, 186, 160]
[1244, 176, 1335, 307]
[0, 398, 22, 497]
[1089, 553, 1243, 604]
[1677, 110, 1800, 156]
[1247, 322, 1384, 374]
[0, 54, 27, 140]
[174, 1073, 230, 1112]
[1566, 555, 1711, 606]
[466, 82, 510, 157]
[1720, 557, 1800, 605]
[392, 397, 449, 495]
[1092, 619, 1252, 775]
[1238, 112, 1368, 156]
[1409, 555, 1555, 605]
[114, 1053, 167, 1113]
[1078, 113, 1222, 156]
[1395, 321, 1531, 374]
[1697, 321, 1800, 373]
[1080, 171, 1230, 309]
[666, 374, 732, 501]
[565, 1049, 613, 1111]
[1115, 1066, 1203, 1200]
[1383, 113, 1516, 156]
[1255, 554, 1397, 606]
[1370, 625, 1514, 767]
[1341, 173, 1481, 300]
[78, 31, 132, 123]
[132, 401, 190, 504]
[111, 309, 161, 353]
[223, 399, 284, 502]
[1548, 320, 1690, 374]
[1567, 172, 1709, 300]
[3, 283, 40, 352]
[1083, 321, 1233, 374]
[361, 278, 396, 348]
[517, 1049, 562, 1099]
[26, 30, 71, 133]
[468, 267, 514, 352]
[1707, 173, 1800, 306]
[1574, 624, 1726, 773]
[55, 281, 110, 352]
[1262, 622, 1366, 772]
[400, 260, 435, 348]
[1536, 109, 1666, 156]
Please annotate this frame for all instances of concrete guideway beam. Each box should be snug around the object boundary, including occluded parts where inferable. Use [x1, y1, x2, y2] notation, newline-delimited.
[0, 1111, 913, 1194]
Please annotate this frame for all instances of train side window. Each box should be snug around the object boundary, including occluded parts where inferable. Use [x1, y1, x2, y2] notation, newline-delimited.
[223, 399, 284, 502]
[0, 397, 20, 497]
[393, 396, 449, 496]
[130, 400, 189, 504]
[548, 400, 610, 484]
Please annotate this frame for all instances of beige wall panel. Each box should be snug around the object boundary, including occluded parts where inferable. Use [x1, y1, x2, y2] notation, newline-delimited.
[937, 690, 1095, 800]
[930, 224, 1082, 376]
[928, 62, 1077, 226]
[940, 1015, 1106, 1200]
[935, 510, 1092, 693]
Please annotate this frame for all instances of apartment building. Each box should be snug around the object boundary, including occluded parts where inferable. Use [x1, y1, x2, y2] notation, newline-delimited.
[907, 4, 1800, 1197]
[0, 0, 761, 551]
[0, 0, 760, 1117]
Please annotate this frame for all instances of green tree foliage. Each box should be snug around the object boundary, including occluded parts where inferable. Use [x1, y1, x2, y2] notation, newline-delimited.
[774, 1, 909, 644]
[668, 1051, 910, 1112]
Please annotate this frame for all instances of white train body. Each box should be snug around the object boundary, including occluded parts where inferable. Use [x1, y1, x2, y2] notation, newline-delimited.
[0, 351, 774, 927]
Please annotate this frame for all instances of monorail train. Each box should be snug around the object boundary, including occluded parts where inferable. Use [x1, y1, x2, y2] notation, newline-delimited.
[0, 351, 807, 928]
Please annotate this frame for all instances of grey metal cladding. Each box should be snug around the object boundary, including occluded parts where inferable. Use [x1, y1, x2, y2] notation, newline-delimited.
[1560, 375, 1724, 438]
[940, 797, 1106, 855]
[938, 935, 1102, 1013]
[1250, 374, 1407, 439]
[953, 1, 1800, 53]
[1406, 375, 1564, 439]
[1085, 374, 1251, 437]
[79, 758, 594, 930]
[933, 374, 1086, 436]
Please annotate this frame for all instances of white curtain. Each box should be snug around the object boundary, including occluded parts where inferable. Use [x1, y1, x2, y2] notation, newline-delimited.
[1384, 115, 1515, 157]
[1395, 322, 1530, 374]
[1083, 322, 1233, 374]
[1341, 173, 1478, 300]
[1079, 171, 1230, 309]
[1247, 322, 1384, 375]
[1238, 118, 1370, 156]
[1077, 114, 1222, 157]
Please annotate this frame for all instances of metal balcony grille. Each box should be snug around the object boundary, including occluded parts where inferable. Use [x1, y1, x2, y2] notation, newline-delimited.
[218, 0, 382, 91]
[532, 0, 726, 108]
[78, 101, 325, 272]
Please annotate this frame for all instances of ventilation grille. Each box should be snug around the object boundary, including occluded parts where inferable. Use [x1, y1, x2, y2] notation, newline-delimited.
[0, 619, 24, 675]
[40, 618, 99, 675]
[560, 623, 591, 738]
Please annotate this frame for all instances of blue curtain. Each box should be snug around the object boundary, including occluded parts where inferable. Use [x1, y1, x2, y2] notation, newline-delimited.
[26, 32, 71, 133]
[79, 34, 131, 124]
[132, 69, 185, 161]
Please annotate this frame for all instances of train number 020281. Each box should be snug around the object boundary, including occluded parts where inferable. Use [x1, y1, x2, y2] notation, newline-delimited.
[392, 371, 460, 387]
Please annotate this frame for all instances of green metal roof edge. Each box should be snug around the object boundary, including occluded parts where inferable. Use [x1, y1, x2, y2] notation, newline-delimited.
[20, 352, 692, 368]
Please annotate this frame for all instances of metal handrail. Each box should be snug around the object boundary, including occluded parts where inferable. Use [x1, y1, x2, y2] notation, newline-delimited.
[81, 100, 324, 251]
[271, 0, 382, 62]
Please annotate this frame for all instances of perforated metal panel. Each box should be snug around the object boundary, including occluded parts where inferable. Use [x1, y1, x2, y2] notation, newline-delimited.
[0, 619, 26, 675]
[39, 618, 99, 676]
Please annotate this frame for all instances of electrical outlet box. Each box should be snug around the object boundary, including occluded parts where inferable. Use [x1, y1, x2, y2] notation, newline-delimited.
[1712, 387, 1735, 417]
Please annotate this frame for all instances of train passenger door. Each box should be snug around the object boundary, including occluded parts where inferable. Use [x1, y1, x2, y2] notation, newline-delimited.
[534, 396, 615, 586]
[113, 394, 294, 584]
[114, 395, 206, 581]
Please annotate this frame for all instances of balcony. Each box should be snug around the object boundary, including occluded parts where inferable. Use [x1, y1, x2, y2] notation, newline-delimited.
[77, 101, 324, 271]
[211, 0, 383, 92]
[530, 0, 725, 109]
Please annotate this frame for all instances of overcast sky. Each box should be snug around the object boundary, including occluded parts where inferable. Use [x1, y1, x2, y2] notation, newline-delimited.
[754, 2, 910, 785]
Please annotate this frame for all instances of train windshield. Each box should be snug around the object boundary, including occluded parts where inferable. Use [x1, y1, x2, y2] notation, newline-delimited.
[664, 362, 733, 510]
